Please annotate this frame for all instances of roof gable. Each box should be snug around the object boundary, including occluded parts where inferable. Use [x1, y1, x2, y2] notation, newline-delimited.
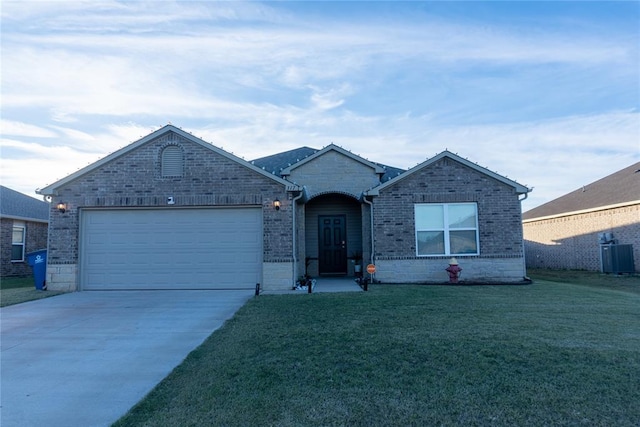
[36, 125, 295, 195]
[280, 144, 386, 176]
[0, 186, 49, 222]
[252, 145, 404, 183]
[523, 161, 640, 220]
[366, 151, 530, 196]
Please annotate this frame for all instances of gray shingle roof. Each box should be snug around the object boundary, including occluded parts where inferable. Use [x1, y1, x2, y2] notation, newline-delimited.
[251, 146, 405, 182]
[251, 147, 318, 175]
[0, 186, 50, 222]
[522, 161, 640, 220]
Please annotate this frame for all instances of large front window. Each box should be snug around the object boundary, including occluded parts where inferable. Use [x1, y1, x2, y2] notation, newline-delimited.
[415, 203, 479, 256]
[12, 221, 25, 262]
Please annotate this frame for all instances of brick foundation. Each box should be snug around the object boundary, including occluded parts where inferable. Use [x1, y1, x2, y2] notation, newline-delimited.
[375, 257, 526, 283]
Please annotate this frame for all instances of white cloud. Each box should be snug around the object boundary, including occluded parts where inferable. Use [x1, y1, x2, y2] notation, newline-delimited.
[1, 109, 637, 211]
[0, 138, 103, 196]
[49, 126, 96, 143]
[0, 1, 277, 31]
[0, 120, 57, 138]
[0, 1, 637, 212]
[387, 111, 640, 211]
[196, 109, 639, 212]
[309, 84, 352, 111]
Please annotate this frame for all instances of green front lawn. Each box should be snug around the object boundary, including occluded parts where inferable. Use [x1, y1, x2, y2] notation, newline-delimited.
[0, 276, 65, 307]
[528, 268, 640, 294]
[114, 272, 640, 426]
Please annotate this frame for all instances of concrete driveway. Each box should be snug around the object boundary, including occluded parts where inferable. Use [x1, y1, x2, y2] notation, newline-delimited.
[1, 290, 252, 427]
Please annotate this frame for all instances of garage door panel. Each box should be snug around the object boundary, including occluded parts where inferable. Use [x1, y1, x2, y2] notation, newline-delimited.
[81, 208, 262, 290]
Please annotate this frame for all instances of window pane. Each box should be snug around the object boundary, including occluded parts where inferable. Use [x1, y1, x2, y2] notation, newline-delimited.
[417, 231, 445, 255]
[415, 205, 444, 229]
[11, 245, 23, 261]
[450, 230, 478, 254]
[448, 204, 477, 228]
[12, 227, 24, 243]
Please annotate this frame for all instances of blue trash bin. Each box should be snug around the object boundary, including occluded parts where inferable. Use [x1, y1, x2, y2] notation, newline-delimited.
[26, 249, 47, 290]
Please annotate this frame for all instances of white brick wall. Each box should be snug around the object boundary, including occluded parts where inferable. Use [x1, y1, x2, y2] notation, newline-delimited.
[46, 264, 78, 291]
[262, 261, 294, 291]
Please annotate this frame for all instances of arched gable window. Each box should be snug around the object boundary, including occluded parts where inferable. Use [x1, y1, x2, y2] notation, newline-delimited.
[161, 145, 184, 177]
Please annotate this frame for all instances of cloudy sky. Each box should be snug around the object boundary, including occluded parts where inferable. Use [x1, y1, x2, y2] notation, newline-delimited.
[1, 1, 638, 212]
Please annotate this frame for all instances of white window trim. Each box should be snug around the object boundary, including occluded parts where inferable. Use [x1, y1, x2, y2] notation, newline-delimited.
[12, 221, 26, 262]
[415, 203, 479, 257]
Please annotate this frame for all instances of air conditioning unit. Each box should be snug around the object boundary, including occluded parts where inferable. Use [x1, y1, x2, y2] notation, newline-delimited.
[601, 244, 635, 274]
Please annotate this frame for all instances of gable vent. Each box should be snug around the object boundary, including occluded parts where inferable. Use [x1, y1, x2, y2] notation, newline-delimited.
[161, 145, 184, 177]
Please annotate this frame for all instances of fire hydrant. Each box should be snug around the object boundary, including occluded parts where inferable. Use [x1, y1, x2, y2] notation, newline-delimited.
[445, 258, 462, 284]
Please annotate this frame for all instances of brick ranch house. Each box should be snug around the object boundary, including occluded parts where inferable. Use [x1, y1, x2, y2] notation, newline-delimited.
[0, 185, 49, 278]
[37, 125, 530, 291]
[523, 162, 639, 272]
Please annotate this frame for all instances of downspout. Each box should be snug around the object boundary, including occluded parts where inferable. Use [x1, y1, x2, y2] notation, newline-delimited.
[519, 190, 531, 281]
[291, 189, 304, 288]
[363, 195, 375, 269]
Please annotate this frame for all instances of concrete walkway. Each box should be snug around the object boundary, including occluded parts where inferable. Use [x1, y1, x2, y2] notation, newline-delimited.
[262, 276, 364, 294]
[314, 277, 366, 292]
[0, 290, 252, 427]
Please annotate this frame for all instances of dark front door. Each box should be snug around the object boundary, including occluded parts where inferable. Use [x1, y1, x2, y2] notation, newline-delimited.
[318, 215, 347, 275]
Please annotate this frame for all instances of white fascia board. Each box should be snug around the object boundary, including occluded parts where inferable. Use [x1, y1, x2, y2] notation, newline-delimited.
[522, 200, 640, 223]
[0, 214, 49, 223]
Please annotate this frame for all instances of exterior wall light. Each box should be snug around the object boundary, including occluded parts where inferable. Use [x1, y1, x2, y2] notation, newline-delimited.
[274, 198, 281, 210]
[57, 202, 67, 213]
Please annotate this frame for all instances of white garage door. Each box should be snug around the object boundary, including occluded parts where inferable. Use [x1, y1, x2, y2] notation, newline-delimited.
[80, 208, 262, 290]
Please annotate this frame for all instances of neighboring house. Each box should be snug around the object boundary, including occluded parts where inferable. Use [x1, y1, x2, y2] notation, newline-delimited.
[0, 186, 49, 277]
[37, 125, 530, 291]
[523, 162, 640, 272]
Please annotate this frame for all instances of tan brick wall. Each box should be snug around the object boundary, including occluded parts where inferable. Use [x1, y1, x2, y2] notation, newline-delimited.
[372, 157, 526, 282]
[46, 131, 292, 291]
[523, 204, 639, 271]
[288, 151, 381, 198]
